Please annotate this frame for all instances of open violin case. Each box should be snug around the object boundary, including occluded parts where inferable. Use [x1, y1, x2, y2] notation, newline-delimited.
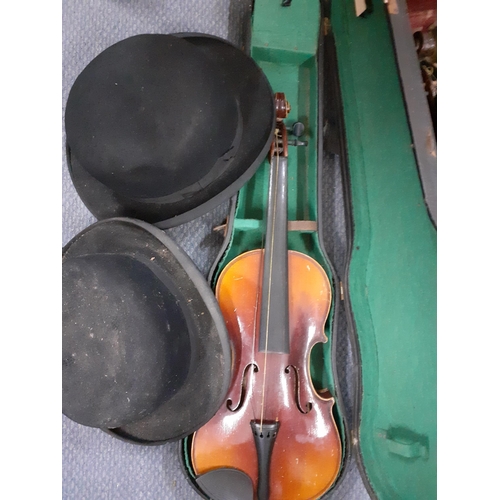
[62, 0, 436, 499]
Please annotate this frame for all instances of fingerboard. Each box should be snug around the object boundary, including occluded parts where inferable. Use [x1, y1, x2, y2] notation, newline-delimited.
[258, 154, 289, 354]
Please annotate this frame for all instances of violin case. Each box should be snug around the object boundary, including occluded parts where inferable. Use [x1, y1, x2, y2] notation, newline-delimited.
[62, 0, 436, 498]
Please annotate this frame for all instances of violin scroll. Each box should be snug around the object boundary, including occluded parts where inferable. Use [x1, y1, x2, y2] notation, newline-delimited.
[269, 93, 290, 160]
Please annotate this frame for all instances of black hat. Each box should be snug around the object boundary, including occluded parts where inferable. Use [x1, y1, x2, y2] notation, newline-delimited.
[62, 218, 232, 443]
[65, 33, 274, 228]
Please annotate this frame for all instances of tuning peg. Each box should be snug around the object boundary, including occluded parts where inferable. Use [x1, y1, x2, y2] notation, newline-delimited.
[287, 121, 305, 137]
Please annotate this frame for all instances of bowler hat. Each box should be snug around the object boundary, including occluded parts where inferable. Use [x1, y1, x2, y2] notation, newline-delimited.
[65, 33, 274, 228]
[62, 218, 232, 443]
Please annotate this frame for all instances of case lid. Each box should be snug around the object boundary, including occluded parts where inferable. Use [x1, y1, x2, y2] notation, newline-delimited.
[65, 33, 275, 228]
[62, 218, 232, 444]
[329, 1, 437, 498]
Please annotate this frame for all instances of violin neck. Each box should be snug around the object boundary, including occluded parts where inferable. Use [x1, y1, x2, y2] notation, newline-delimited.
[258, 154, 289, 354]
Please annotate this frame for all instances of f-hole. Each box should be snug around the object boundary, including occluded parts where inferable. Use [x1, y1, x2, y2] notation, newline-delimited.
[285, 365, 312, 414]
[227, 363, 258, 412]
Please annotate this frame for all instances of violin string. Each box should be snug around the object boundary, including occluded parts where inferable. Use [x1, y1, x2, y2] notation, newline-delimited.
[259, 127, 280, 431]
[249, 207, 266, 420]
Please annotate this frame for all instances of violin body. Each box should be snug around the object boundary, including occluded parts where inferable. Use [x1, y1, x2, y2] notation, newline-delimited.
[191, 249, 342, 500]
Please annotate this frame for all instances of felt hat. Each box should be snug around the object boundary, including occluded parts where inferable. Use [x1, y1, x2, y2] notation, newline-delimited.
[65, 33, 274, 228]
[62, 218, 232, 443]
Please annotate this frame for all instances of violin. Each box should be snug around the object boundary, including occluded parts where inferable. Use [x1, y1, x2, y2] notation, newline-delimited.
[191, 93, 342, 500]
